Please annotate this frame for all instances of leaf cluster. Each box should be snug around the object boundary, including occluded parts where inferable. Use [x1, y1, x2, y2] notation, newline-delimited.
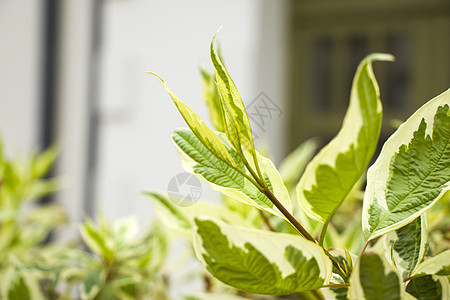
[150, 32, 450, 299]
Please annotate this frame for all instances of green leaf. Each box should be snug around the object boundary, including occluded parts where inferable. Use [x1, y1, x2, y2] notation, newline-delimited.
[28, 177, 62, 200]
[297, 54, 393, 224]
[322, 286, 349, 300]
[149, 72, 237, 169]
[200, 66, 225, 132]
[1, 267, 43, 300]
[31, 144, 59, 179]
[79, 221, 112, 259]
[145, 191, 254, 232]
[384, 215, 427, 278]
[413, 250, 450, 276]
[279, 138, 318, 188]
[363, 89, 450, 241]
[94, 284, 115, 300]
[193, 217, 332, 295]
[349, 252, 403, 300]
[172, 129, 291, 219]
[210, 34, 261, 177]
[406, 275, 449, 300]
[143, 191, 191, 230]
[7, 276, 32, 300]
[81, 267, 106, 300]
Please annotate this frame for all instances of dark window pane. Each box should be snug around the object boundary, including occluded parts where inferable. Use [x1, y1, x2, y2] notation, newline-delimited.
[310, 36, 333, 112]
[384, 32, 412, 111]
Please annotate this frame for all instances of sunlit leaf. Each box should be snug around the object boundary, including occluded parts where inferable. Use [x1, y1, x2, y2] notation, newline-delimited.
[210, 34, 261, 177]
[349, 252, 403, 300]
[193, 217, 332, 295]
[363, 89, 450, 241]
[200, 66, 225, 132]
[144, 191, 192, 231]
[172, 129, 291, 219]
[149, 72, 237, 169]
[297, 54, 393, 224]
[406, 275, 449, 300]
[145, 191, 254, 233]
[384, 215, 427, 278]
[412, 250, 450, 277]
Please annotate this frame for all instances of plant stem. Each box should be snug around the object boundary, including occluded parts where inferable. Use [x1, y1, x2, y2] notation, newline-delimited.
[403, 275, 414, 282]
[263, 189, 349, 279]
[263, 189, 315, 242]
[319, 218, 331, 246]
[243, 155, 268, 189]
[244, 157, 349, 279]
[403, 274, 425, 282]
[259, 210, 276, 231]
[359, 240, 369, 258]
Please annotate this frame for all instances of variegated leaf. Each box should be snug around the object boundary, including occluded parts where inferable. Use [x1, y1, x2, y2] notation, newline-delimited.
[363, 89, 450, 241]
[297, 54, 393, 225]
[193, 217, 332, 295]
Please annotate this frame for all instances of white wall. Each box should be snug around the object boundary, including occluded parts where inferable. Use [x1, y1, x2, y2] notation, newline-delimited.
[0, 0, 42, 154]
[0, 0, 96, 236]
[55, 0, 96, 234]
[96, 0, 280, 222]
[0, 0, 290, 232]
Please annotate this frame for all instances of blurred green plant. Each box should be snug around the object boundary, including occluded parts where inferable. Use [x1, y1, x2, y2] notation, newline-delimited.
[76, 216, 169, 299]
[2, 214, 171, 300]
[0, 142, 64, 299]
[0, 143, 171, 299]
[0, 143, 63, 261]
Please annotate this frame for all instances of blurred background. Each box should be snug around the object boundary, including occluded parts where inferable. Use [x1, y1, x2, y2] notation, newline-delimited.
[0, 0, 449, 234]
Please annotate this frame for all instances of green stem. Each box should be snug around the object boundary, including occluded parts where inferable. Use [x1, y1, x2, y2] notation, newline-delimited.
[358, 240, 369, 258]
[251, 150, 265, 184]
[319, 199, 344, 246]
[223, 154, 263, 190]
[263, 189, 315, 242]
[263, 189, 349, 279]
[238, 149, 268, 189]
[319, 218, 331, 246]
[259, 210, 276, 231]
[243, 158, 349, 279]
[403, 274, 426, 283]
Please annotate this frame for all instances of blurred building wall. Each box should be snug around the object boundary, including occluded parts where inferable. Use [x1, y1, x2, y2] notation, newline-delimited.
[0, 0, 42, 153]
[95, 0, 289, 223]
[0, 0, 289, 231]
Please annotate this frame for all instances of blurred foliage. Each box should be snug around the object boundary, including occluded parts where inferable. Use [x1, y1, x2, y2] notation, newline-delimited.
[0, 141, 170, 299]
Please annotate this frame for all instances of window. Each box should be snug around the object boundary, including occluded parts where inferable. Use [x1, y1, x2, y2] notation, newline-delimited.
[287, 0, 450, 151]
